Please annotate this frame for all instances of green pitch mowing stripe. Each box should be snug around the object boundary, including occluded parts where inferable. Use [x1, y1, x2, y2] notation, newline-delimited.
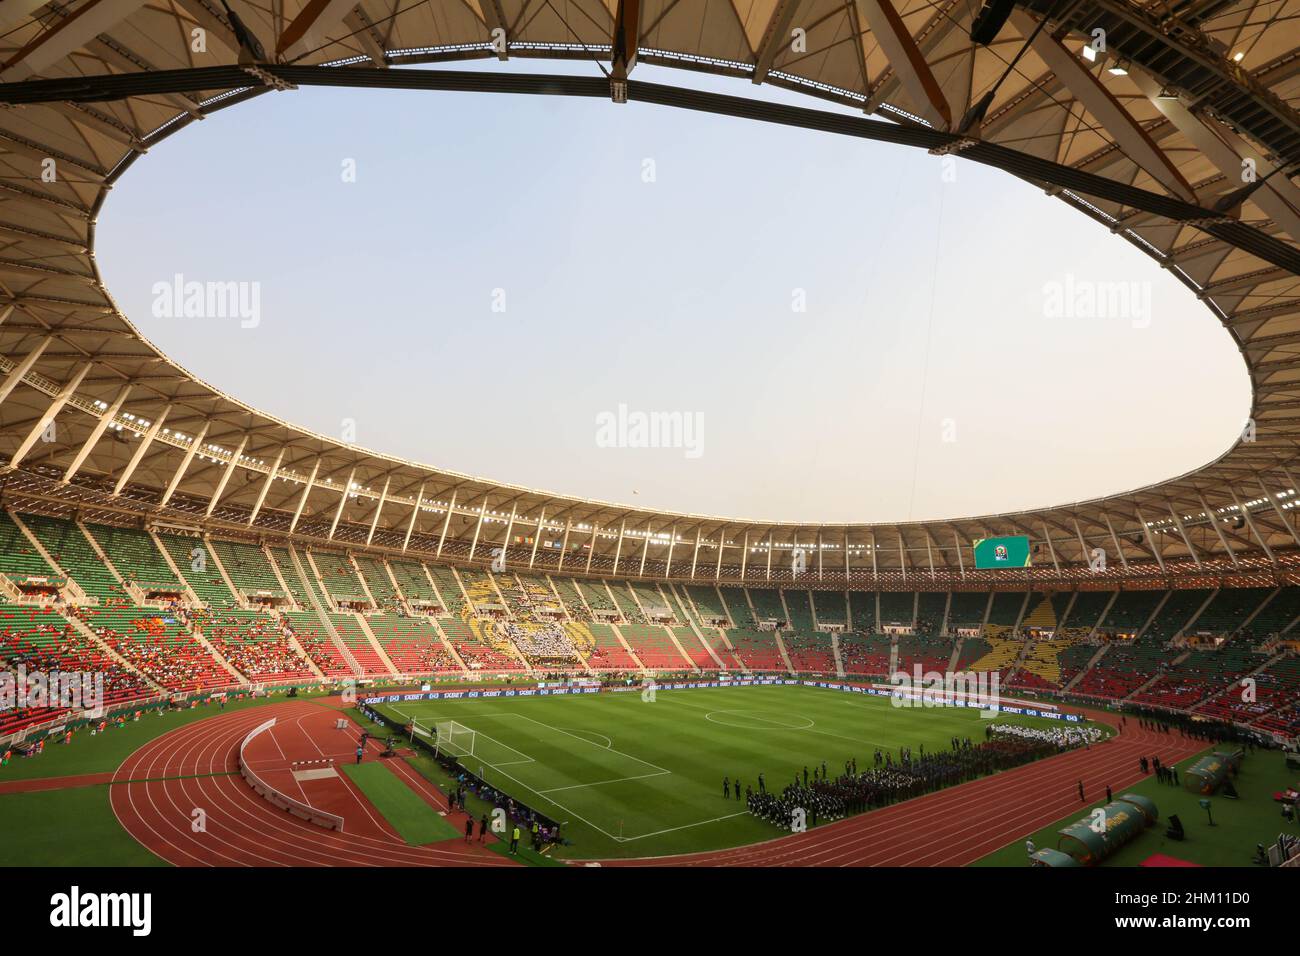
[377, 683, 1105, 860]
[341, 762, 461, 845]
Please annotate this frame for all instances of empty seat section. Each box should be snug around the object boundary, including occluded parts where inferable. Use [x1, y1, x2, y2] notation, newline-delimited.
[619, 624, 689, 669]
[22, 514, 125, 604]
[158, 534, 238, 609]
[210, 539, 285, 604]
[313, 552, 368, 606]
[389, 560, 439, 606]
[812, 590, 847, 626]
[726, 628, 785, 670]
[947, 592, 987, 631]
[580, 622, 638, 670]
[550, 576, 591, 621]
[849, 591, 876, 633]
[328, 614, 388, 675]
[604, 581, 645, 623]
[86, 524, 181, 593]
[717, 587, 752, 626]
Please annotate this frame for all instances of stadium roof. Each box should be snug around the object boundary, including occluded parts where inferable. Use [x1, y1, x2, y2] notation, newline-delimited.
[2, 0, 1300, 581]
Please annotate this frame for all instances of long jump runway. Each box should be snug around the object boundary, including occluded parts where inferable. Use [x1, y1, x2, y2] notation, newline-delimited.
[597, 707, 1205, 866]
[109, 700, 512, 867]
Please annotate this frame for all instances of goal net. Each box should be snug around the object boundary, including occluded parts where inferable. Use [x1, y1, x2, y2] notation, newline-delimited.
[431, 720, 476, 759]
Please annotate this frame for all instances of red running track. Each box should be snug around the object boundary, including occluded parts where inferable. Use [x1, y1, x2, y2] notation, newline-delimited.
[109, 700, 513, 867]
[105, 700, 1205, 867]
[596, 709, 1206, 866]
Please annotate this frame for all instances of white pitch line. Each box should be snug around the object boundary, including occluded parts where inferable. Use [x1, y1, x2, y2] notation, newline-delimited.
[537, 770, 671, 795]
[619, 810, 751, 842]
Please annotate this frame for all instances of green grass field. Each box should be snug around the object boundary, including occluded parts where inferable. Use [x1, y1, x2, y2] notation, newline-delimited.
[340, 762, 461, 845]
[974, 746, 1300, 867]
[373, 683, 1102, 860]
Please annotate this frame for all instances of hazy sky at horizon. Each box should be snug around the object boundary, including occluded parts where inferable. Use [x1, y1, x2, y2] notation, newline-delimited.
[97, 58, 1250, 524]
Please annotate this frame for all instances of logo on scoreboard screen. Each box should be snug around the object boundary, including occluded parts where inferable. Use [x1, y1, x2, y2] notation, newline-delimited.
[972, 535, 1032, 569]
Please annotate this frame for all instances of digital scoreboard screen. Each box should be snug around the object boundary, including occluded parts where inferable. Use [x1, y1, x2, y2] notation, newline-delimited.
[972, 535, 1031, 569]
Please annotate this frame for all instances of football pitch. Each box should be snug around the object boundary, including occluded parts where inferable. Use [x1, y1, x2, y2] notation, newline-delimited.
[373, 684, 1103, 860]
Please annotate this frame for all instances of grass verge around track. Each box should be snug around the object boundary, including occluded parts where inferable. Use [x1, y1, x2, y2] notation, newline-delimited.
[341, 761, 461, 845]
[973, 746, 1298, 867]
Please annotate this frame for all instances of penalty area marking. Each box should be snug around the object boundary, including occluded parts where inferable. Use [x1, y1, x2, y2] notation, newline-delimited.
[704, 710, 815, 731]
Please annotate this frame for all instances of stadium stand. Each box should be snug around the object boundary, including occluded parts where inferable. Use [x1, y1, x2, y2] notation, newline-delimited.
[75, 605, 234, 693]
[783, 631, 837, 672]
[879, 591, 914, 628]
[281, 611, 352, 677]
[550, 576, 591, 621]
[717, 586, 753, 627]
[0, 511, 57, 586]
[838, 632, 892, 676]
[367, 613, 460, 673]
[0, 600, 153, 736]
[355, 556, 401, 611]
[581, 621, 639, 670]
[916, 593, 946, 634]
[84, 524, 182, 596]
[21, 514, 125, 604]
[812, 589, 847, 626]
[618, 624, 689, 670]
[849, 591, 876, 633]
[947, 591, 988, 631]
[209, 539, 287, 606]
[389, 559, 440, 609]
[197, 609, 314, 682]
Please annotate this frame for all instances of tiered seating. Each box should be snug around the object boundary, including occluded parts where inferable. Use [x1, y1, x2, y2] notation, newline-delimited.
[1060, 590, 1111, 634]
[1204, 655, 1300, 724]
[21, 514, 126, 605]
[198, 609, 313, 681]
[1243, 588, 1300, 641]
[962, 634, 1024, 682]
[1010, 634, 1083, 689]
[282, 611, 351, 677]
[550, 576, 591, 621]
[1130, 640, 1268, 709]
[158, 534, 239, 610]
[389, 559, 439, 608]
[367, 613, 459, 673]
[895, 633, 953, 674]
[313, 552, 369, 606]
[578, 622, 638, 670]
[1252, 702, 1300, 737]
[683, 585, 729, 626]
[438, 618, 524, 672]
[1096, 590, 1163, 638]
[355, 556, 401, 612]
[849, 591, 875, 633]
[604, 581, 645, 623]
[987, 592, 1024, 628]
[879, 591, 914, 627]
[953, 637, 991, 670]
[838, 632, 891, 675]
[784, 589, 816, 631]
[672, 626, 719, 669]
[577, 580, 618, 619]
[328, 614, 388, 675]
[726, 627, 786, 671]
[209, 539, 286, 603]
[717, 586, 752, 626]
[1058, 641, 1102, 687]
[629, 581, 674, 621]
[618, 624, 690, 670]
[426, 565, 466, 615]
[268, 546, 314, 609]
[812, 589, 847, 626]
[1189, 588, 1272, 637]
[916, 592, 945, 634]
[0, 601, 152, 735]
[86, 524, 181, 594]
[1071, 641, 1170, 699]
[783, 631, 836, 672]
[1144, 589, 1212, 643]
[947, 592, 988, 631]
[747, 588, 785, 626]
[0, 511, 56, 584]
[78, 606, 234, 692]
[1019, 593, 1057, 629]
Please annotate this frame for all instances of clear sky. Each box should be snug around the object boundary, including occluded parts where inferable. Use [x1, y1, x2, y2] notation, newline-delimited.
[97, 57, 1250, 525]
